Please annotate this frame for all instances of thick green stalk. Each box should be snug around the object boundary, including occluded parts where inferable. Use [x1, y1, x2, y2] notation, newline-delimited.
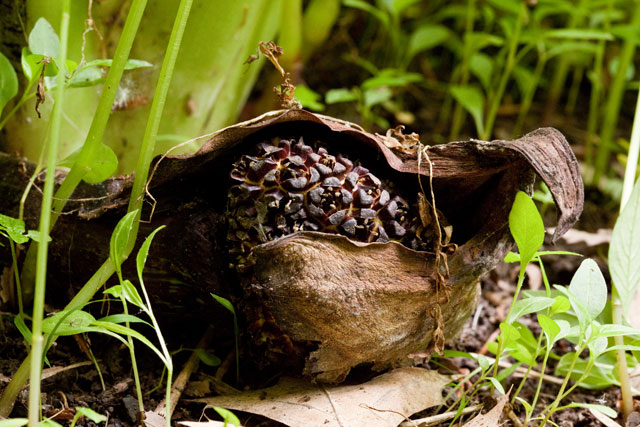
[481, 3, 524, 140]
[593, 2, 640, 185]
[28, 1, 70, 425]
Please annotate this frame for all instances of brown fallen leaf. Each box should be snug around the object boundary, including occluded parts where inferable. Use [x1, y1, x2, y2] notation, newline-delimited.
[463, 393, 509, 427]
[194, 367, 450, 427]
[588, 408, 622, 427]
[143, 411, 167, 427]
[179, 422, 243, 427]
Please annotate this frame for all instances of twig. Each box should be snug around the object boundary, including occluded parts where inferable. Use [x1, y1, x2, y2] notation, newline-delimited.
[398, 404, 483, 427]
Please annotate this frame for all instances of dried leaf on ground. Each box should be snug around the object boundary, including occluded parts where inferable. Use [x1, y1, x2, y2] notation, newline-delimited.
[143, 411, 166, 427]
[194, 367, 450, 427]
[179, 422, 242, 427]
[463, 393, 509, 427]
[588, 408, 622, 427]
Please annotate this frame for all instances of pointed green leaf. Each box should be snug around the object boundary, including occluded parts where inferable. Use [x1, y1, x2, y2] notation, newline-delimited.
[29, 18, 60, 58]
[469, 53, 493, 90]
[507, 296, 555, 323]
[211, 294, 236, 315]
[509, 191, 545, 267]
[407, 25, 450, 62]
[195, 349, 222, 367]
[42, 310, 96, 336]
[109, 211, 138, 271]
[136, 226, 165, 283]
[212, 407, 240, 427]
[122, 279, 145, 309]
[0, 214, 28, 244]
[449, 85, 485, 136]
[562, 403, 617, 418]
[538, 314, 560, 348]
[74, 407, 107, 423]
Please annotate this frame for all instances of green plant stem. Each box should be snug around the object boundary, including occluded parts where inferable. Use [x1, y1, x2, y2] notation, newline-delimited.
[592, 2, 640, 185]
[543, 0, 586, 122]
[481, 3, 524, 140]
[585, 3, 610, 170]
[28, 1, 70, 425]
[514, 48, 546, 137]
[613, 299, 634, 419]
[449, 0, 476, 140]
[120, 293, 145, 417]
[539, 347, 582, 426]
[51, 0, 148, 218]
[9, 241, 23, 316]
[490, 268, 526, 393]
[565, 66, 583, 115]
[528, 349, 551, 424]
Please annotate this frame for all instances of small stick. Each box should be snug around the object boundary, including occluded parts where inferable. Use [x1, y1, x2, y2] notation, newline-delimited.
[155, 326, 214, 417]
[398, 404, 483, 427]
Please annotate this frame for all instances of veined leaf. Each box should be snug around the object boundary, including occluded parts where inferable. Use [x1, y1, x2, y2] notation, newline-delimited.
[508, 191, 545, 267]
[569, 259, 607, 322]
[0, 52, 18, 115]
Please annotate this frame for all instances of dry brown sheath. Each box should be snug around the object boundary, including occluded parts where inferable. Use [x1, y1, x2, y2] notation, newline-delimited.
[0, 109, 583, 382]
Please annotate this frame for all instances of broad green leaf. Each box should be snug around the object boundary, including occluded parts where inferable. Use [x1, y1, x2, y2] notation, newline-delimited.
[195, 349, 222, 367]
[211, 294, 236, 315]
[109, 211, 138, 270]
[499, 322, 521, 347]
[610, 178, 640, 318]
[509, 191, 545, 267]
[538, 314, 560, 348]
[407, 25, 450, 62]
[0, 214, 28, 244]
[136, 226, 165, 283]
[295, 85, 324, 111]
[58, 143, 119, 184]
[544, 29, 614, 41]
[569, 259, 607, 322]
[464, 32, 504, 52]
[122, 279, 145, 309]
[363, 87, 392, 108]
[562, 403, 617, 418]
[212, 407, 241, 427]
[68, 66, 104, 88]
[21, 49, 45, 82]
[103, 285, 123, 298]
[42, 310, 96, 336]
[507, 296, 555, 323]
[554, 353, 618, 389]
[469, 53, 493, 90]
[515, 397, 532, 414]
[0, 419, 28, 427]
[449, 85, 484, 137]
[550, 296, 571, 314]
[476, 353, 490, 371]
[486, 0, 521, 14]
[74, 407, 107, 423]
[28, 18, 60, 58]
[511, 342, 536, 366]
[504, 252, 520, 263]
[0, 52, 18, 114]
[554, 285, 591, 332]
[325, 88, 358, 104]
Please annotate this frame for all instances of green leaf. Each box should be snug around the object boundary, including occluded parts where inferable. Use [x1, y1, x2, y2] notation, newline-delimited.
[212, 407, 241, 427]
[92, 321, 166, 362]
[97, 314, 152, 327]
[588, 336, 608, 358]
[509, 191, 545, 267]
[464, 32, 504, 52]
[555, 285, 592, 332]
[476, 353, 490, 371]
[74, 407, 107, 423]
[544, 29, 614, 41]
[211, 294, 236, 315]
[550, 296, 571, 314]
[325, 88, 359, 104]
[569, 259, 607, 322]
[343, 0, 390, 30]
[195, 349, 222, 367]
[295, 85, 325, 111]
[486, 0, 521, 14]
[0, 419, 28, 427]
[21, 49, 44, 83]
[504, 252, 520, 263]
[610, 25, 640, 44]
[136, 226, 165, 283]
[507, 296, 555, 323]
[469, 53, 493, 90]
[596, 324, 640, 339]
[42, 310, 97, 336]
[361, 70, 423, 90]
[486, 377, 505, 395]
[562, 403, 617, 418]
[109, 211, 138, 271]
[103, 285, 123, 299]
[449, 85, 484, 137]
[0, 52, 18, 115]
[407, 25, 450, 62]
[29, 18, 60, 58]
[0, 214, 28, 244]
[499, 322, 521, 348]
[363, 87, 392, 108]
[122, 280, 145, 309]
[610, 178, 640, 319]
[14, 315, 32, 343]
[515, 397, 532, 415]
[80, 58, 153, 71]
[538, 314, 560, 349]
[68, 66, 104, 88]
